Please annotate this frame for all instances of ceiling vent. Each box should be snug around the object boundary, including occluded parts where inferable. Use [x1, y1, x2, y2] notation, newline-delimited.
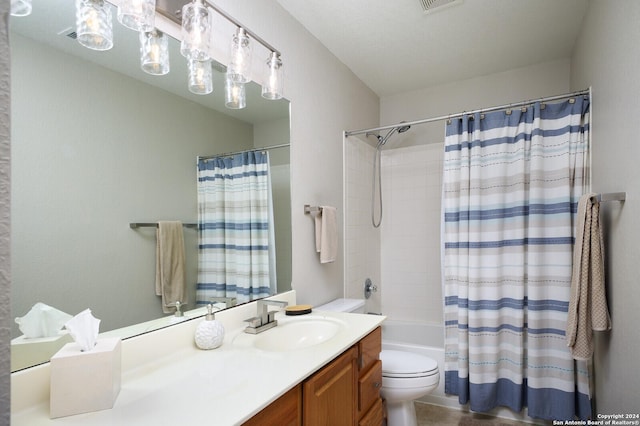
[57, 26, 77, 40]
[419, 0, 463, 14]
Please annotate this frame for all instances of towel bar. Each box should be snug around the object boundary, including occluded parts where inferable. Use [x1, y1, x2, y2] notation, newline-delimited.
[595, 192, 626, 202]
[304, 205, 323, 214]
[129, 222, 198, 229]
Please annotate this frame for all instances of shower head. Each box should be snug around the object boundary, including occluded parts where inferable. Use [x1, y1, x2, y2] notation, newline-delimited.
[379, 122, 411, 147]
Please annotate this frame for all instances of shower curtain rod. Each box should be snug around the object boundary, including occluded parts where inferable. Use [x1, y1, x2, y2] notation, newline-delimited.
[198, 143, 290, 161]
[344, 88, 591, 137]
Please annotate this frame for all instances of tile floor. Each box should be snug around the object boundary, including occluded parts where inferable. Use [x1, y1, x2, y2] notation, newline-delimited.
[415, 402, 532, 426]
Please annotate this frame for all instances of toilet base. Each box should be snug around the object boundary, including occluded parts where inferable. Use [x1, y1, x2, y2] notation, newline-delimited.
[385, 399, 417, 426]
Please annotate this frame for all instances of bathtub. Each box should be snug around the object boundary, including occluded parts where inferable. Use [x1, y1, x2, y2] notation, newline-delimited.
[381, 319, 540, 424]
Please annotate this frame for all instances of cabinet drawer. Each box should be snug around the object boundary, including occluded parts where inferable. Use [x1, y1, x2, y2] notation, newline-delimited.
[359, 327, 381, 371]
[359, 359, 382, 415]
[358, 396, 383, 426]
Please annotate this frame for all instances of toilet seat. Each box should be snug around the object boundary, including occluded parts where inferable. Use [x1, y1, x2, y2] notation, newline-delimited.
[380, 350, 438, 378]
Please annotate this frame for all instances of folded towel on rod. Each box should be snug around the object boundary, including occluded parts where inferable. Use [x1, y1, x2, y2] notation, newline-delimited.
[155, 221, 186, 314]
[314, 206, 337, 263]
[566, 193, 611, 360]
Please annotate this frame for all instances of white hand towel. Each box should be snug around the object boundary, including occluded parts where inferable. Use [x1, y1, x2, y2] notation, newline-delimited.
[314, 206, 337, 263]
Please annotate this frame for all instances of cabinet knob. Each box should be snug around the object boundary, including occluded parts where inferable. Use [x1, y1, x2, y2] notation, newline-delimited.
[373, 382, 381, 388]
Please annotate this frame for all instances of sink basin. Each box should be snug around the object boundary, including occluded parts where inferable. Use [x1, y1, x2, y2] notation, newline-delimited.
[233, 316, 346, 352]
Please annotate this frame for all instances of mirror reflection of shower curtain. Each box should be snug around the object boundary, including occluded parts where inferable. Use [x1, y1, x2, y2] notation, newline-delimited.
[196, 151, 276, 305]
[442, 97, 591, 420]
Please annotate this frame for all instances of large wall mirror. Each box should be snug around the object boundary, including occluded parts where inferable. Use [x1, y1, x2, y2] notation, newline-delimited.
[10, 0, 291, 371]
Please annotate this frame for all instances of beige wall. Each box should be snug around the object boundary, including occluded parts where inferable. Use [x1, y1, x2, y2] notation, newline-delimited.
[571, 0, 640, 414]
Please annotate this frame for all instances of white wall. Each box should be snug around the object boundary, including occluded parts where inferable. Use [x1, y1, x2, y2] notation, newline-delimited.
[0, 0, 10, 420]
[344, 136, 381, 312]
[205, 1, 380, 307]
[570, 0, 640, 414]
[380, 144, 443, 323]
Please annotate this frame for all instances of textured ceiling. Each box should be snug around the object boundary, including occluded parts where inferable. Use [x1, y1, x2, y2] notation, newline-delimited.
[276, 0, 589, 96]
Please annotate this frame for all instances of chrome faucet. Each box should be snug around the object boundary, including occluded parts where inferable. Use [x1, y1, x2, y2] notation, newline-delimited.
[244, 299, 288, 334]
[167, 301, 185, 317]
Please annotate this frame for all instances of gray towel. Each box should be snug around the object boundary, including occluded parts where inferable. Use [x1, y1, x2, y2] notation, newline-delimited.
[155, 221, 186, 314]
[566, 193, 611, 360]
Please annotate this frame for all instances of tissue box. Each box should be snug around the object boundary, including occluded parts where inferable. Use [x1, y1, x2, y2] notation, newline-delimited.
[50, 337, 121, 418]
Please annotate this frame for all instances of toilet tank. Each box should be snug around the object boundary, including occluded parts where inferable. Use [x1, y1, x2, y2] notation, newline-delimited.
[316, 298, 365, 313]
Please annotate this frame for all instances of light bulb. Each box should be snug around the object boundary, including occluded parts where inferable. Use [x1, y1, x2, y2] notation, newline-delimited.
[227, 27, 252, 83]
[118, 0, 155, 32]
[180, 0, 211, 61]
[188, 60, 213, 95]
[10, 0, 32, 17]
[76, 0, 113, 51]
[262, 52, 283, 100]
[140, 29, 169, 75]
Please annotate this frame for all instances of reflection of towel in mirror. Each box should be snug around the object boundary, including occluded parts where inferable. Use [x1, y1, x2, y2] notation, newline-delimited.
[314, 206, 337, 263]
[566, 193, 611, 360]
[155, 221, 186, 314]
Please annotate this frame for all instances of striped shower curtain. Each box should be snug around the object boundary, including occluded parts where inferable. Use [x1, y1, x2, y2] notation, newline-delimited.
[196, 151, 276, 305]
[442, 97, 592, 420]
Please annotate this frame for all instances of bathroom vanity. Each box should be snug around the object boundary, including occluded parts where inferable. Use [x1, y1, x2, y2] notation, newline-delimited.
[244, 327, 382, 425]
[11, 291, 385, 425]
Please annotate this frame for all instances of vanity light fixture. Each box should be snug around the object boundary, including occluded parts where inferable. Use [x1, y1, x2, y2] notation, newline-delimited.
[180, 0, 211, 61]
[188, 59, 213, 95]
[25, 0, 286, 104]
[262, 52, 284, 100]
[227, 27, 252, 83]
[140, 29, 170, 75]
[10, 0, 32, 17]
[76, 0, 113, 51]
[224, 73, 246, 109]
[117, 0, 155, 32]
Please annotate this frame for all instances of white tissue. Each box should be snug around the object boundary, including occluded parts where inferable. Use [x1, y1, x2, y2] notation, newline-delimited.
[14, 302, 73, 338]
[64, 309, 101, 352]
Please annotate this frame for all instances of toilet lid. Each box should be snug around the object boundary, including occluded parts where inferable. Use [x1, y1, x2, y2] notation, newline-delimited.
[380, 350, 438, 378]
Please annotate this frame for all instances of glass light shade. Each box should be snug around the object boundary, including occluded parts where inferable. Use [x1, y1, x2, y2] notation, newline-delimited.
[180, 0, 211, 61]
[225, 73, 246, 109]
[10, 0, 32, 17]
[140, 30, 169, 75]
[188, 60, 213, 95]
[261, 52, 283, 100]
[76, 0, 113, 51]
[227, 27, 252, 83]
[117, 0, 155, 32]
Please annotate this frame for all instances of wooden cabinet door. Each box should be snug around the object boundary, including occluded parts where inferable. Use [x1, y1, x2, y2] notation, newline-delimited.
[243, 385, 302, 426]
[303, 346, 358, 426]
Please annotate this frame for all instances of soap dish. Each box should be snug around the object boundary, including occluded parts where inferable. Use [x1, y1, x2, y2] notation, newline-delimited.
[285, 305, 313, 316]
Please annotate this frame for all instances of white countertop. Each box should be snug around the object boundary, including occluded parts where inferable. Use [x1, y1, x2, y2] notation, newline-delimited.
[12, 293, 385, 426]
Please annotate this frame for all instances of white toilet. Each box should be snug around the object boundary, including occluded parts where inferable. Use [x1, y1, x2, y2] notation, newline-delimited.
[315, 298, 440, 426]
[380, 349, 439, 426]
